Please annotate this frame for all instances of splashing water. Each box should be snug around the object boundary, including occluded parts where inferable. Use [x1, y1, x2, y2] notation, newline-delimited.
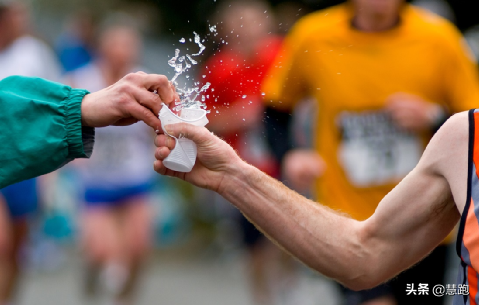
[168, 31, 210, 112]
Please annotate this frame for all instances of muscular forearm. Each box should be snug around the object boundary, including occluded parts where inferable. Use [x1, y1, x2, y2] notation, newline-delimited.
[219, 161, 374, 289]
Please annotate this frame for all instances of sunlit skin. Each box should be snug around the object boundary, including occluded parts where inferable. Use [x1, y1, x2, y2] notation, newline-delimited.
[152, 111, 466, 299]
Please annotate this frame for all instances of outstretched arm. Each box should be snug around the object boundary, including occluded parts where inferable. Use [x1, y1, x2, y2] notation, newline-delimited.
[0, 73, 177, 188]
[153, 112, 466, 289]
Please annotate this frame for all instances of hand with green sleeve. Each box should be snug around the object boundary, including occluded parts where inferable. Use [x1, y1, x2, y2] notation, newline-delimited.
[0, 72, 177, 188]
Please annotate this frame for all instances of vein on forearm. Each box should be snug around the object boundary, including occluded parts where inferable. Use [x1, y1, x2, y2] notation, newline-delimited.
[220, 164, 370, 285]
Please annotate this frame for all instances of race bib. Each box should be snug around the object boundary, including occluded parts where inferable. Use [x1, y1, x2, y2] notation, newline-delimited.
[337, 111, 422, 187]
[92, 130, 133, 170]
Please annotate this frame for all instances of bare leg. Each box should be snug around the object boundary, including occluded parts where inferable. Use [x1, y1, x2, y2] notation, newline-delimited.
[81, 198, 152, 304]
[0, 195, 12, 303]
[81, 206, 124, 300]
[0, 195, 28, 304]
[248, 239, 275, 305]
[117, 197, 152, 304]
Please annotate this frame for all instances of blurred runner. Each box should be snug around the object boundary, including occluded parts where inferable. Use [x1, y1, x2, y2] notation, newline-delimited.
[201, 1, 286, 304]
[65, 15, 155, 305]
[262, 0, 479, 305]
[0, 1, 61, 304]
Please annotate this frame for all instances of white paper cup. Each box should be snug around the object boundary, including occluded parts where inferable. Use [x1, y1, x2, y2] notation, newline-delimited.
[158, 104, 209, 172]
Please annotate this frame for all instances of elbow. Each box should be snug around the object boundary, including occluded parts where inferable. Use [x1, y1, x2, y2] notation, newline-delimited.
[338, 262, 388, 291]
[336, 223, 387, 291]
[342, 276, 385, 292]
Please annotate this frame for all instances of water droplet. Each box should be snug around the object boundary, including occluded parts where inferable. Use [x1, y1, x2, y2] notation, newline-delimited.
[202, 75, 206, 78]
[179, 38, 185, 43]
[242, 95, 247, 99]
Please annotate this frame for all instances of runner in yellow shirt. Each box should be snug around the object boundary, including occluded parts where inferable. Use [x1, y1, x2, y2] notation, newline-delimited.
[262, 0, 479, 304]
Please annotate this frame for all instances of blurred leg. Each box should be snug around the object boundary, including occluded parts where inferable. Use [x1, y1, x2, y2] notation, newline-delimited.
[81, 206, 124, 298]
[118, 197, 152, 303]
[2, 220, 27, 304]
[249, 241, 274, 305]
[0, 195, 12, 303]
[0, 195, 28, 305]
[240, 214, 274, 305]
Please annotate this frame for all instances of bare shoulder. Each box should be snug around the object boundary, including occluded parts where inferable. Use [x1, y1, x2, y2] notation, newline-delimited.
[420, 111, 470, 211]
[431, 111, 469, 149]
[420, 111, 469, 170]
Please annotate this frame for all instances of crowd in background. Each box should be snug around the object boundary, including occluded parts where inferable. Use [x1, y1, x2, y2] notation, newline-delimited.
[1, 0, 479, 305]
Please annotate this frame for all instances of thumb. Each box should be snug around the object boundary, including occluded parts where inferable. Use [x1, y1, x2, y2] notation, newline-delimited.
[165, 123, 209, 145]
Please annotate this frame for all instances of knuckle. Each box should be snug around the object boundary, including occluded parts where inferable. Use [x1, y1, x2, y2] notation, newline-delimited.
[124, 73, 136, 82]
[118, 82, 134, 96]
[155, 148, 163, 159]
[156, 75, 169, 88]
[124, 72, 141, 85]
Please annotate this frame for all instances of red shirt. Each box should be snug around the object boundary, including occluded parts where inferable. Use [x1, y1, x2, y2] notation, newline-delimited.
[201, 36, 283, 176]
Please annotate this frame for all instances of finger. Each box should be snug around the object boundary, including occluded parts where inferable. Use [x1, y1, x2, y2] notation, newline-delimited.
[385, 100, 404, 113]
[132, 88, 163, 117]
[155, 147, 172, 161]
[154, 134, 176, 150]
[127, 102, 162, 129]
[391, 110, 416, 123]
[164, 123, 209, 145]
[154, 160, 168, 176]
[140, 74, 175, 105]
[154, 160, 182, 179]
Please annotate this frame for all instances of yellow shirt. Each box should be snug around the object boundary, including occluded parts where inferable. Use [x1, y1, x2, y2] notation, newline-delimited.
[263, 4, 479, 221]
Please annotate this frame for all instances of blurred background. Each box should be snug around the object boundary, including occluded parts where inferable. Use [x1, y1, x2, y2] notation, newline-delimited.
[1, 0, 479, 305]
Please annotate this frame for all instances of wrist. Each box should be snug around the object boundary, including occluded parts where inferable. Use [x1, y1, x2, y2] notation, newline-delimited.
[80, 93, 94, 127]
[218, 158, 256, 198]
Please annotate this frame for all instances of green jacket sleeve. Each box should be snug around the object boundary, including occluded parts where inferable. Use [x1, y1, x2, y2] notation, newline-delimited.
[0, 76, 94, 188]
